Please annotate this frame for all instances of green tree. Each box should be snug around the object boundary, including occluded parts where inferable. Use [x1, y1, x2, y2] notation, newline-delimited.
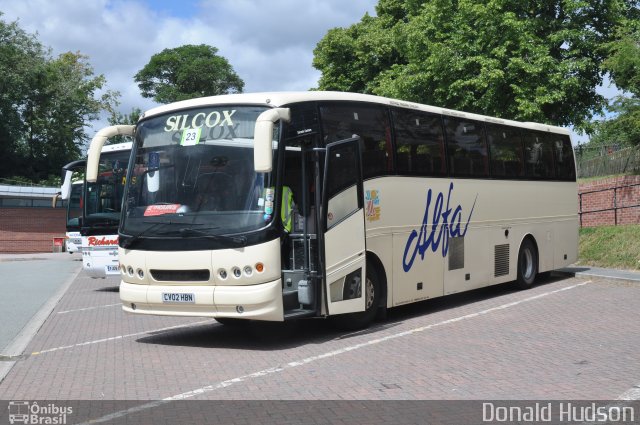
[0, 16, 45, 178]
[314, 0, 635, 129]
[24, 52, 119, 179]
[106, 107, 142, 145]
[0, 15, 119, 182]
[109, 108, 142, 127]
[589, 97, 640, 147]
[589, 16, 640, 148]
[134, 45, 244, 104]
[603, 18, 640, 96]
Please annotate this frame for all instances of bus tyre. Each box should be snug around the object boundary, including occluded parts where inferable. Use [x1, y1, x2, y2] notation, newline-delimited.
[332, 262, 380, 331]
[516, 238, 538, 289]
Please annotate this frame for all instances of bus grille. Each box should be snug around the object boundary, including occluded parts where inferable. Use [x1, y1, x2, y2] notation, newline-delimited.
[150, 269, 210, 282]
[448, 237, 465, 270]
[494, 244, 510, 277]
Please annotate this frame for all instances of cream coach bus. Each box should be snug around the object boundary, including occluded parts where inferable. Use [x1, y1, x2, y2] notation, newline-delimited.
[85, 92, 578, 329]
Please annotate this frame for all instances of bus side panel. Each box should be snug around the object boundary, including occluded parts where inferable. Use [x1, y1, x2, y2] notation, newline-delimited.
[444, 226, 511, 295]
[364, 234, 394, 308]
[392, 231, 444, 306]
[554, 218, 579, 269]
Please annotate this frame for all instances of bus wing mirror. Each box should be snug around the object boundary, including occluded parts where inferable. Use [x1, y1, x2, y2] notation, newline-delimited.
[86, 125, 134, 182]
[254, 108, 290, 173]
[59, 159, 86, 200]
[52, 193, 60, 209]
[59, 169, 74, 201]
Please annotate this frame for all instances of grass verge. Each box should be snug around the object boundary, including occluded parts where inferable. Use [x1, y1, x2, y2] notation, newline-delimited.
[578, 224, 640, 270]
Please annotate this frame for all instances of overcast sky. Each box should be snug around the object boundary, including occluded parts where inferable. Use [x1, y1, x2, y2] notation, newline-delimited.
[2, 0, 616, 143]
[1, 0, 377, 132]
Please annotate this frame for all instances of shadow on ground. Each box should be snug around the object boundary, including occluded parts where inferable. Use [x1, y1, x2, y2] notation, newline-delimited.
[135, 273, 566, 351]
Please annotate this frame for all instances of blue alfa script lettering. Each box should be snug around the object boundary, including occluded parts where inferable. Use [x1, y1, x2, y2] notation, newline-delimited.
[402, 182, 477, 272]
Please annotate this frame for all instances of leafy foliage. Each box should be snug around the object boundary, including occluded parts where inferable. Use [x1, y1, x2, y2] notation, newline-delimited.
[603, 17, 640, 96]
[134, 45, 244, 104]
[314, 0, 636, 129]
[589, 97, 640, 147]
[0, 14, 118, 182]
[106, 107, 142, 145]
[588, 16, 640, 148]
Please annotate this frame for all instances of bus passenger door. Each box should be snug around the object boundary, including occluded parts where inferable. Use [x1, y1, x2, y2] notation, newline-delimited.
[322, 138, 366, 315]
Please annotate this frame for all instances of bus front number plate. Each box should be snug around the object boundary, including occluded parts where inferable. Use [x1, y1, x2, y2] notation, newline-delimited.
[162, 292, 195, 303]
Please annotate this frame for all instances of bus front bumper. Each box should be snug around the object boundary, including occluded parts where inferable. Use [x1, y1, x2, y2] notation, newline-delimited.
[120, 279, 284, 321]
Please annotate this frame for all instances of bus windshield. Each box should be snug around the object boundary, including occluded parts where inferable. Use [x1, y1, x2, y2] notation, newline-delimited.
[121, 105, 277, 240]
[84, 149, 130, 226]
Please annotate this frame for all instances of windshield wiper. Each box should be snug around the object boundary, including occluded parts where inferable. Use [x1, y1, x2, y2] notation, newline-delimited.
[121, 221, 173, 249]
[176, 227, 247, 246]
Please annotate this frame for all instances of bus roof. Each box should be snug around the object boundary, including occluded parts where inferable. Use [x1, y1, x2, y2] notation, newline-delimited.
[141, 91, 570, 136]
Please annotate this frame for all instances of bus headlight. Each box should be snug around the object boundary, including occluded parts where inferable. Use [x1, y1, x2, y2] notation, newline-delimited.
[232, 267, 241, 278]
[243, 266, 253, 277]
[218, 269, 227, 280]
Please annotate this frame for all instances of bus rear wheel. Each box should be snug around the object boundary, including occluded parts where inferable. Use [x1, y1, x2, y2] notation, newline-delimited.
[516, 238, 538, 289]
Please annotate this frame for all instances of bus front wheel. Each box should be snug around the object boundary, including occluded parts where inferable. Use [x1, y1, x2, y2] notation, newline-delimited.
[516, 238, 538, 289]
[331, 261, 380, 330]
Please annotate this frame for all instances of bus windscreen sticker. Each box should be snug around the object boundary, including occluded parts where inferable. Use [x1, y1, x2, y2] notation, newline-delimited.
[144, 204, 181, 216]
[180, 127, 202, 146]
[148, 152, 160, 170]
[365, 190, 381, 222]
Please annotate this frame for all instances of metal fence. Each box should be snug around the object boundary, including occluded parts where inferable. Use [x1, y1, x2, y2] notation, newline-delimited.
[575, 146, 640, 179]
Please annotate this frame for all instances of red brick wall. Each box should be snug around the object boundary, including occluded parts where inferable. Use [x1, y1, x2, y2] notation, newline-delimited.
[0, 208, 67, 253]
[579, 176, 640, 227]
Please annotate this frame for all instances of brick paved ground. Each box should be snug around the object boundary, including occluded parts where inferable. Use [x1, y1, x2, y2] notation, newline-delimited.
[0, 273, 638, 411]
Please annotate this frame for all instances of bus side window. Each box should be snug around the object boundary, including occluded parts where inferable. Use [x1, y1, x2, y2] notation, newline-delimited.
[523, 131, 556, 180]
[552, 134, 576, 181]
[392, 108, 446, 177]
[444, 117, 489, 178]
[320, 104, 392, 179]
[325, 143, 360, 229]
[486, 124, 525, 179]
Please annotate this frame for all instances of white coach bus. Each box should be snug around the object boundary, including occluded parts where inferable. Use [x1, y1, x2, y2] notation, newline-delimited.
[54, 159, 85, 254]
[58, 126, 134, 277]
[65, 181, 84, 253]
[85, 92, 577, 328]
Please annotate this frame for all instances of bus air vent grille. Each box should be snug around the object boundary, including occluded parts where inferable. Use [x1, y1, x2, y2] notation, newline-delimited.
[448, 237, 465, 271]
[150, 269, 210, 282]
[494, 244, 510, 277]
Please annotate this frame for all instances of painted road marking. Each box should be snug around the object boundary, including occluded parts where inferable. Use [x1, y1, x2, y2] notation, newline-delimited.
[57, 303, 121, 314]
[617, 385, 640, 401]
[79, 281, 591, 424]
[30, 320, 214, 356]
